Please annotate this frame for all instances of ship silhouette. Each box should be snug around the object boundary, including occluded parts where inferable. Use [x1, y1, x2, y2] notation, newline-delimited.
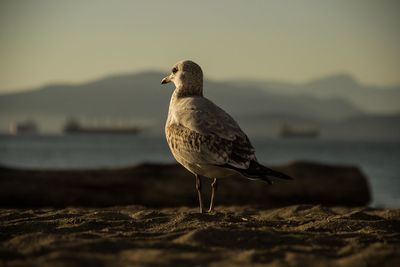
[280, 124, 319, 139]
[63, 118, 142, 135]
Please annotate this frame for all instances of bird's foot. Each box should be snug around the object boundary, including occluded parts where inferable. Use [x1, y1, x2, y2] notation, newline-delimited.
[206, 207, 215, 214]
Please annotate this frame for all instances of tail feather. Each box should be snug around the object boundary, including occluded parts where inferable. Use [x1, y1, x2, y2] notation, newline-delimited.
[220, 160, 294, 184]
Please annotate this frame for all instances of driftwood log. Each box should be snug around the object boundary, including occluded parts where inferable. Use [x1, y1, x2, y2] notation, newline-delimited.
[0, 161, 371, 208]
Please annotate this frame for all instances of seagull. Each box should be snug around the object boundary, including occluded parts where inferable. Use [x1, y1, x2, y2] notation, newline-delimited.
[161, 60, 293, 213]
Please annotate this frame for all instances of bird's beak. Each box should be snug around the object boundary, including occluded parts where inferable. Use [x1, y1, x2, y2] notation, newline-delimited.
[161, 75, 172, 84]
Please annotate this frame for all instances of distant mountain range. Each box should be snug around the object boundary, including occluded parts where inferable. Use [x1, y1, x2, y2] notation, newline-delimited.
[0, 71, 399, 140]
[234, 73, 400, 114]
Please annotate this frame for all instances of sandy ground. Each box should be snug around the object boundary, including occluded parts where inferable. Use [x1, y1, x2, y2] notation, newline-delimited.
[1, 205, 399, 267]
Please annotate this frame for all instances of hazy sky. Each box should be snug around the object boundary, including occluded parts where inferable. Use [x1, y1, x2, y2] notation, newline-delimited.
[0, 0, 399, 93]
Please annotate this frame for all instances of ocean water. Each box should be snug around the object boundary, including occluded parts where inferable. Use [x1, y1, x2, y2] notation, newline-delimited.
[0, 134, 399, 208]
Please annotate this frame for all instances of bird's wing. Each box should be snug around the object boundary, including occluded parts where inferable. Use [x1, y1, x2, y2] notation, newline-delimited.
[166, 97, 256, 168]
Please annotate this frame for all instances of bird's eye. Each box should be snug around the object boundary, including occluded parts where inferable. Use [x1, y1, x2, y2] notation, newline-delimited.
[172, 67, 178, 74]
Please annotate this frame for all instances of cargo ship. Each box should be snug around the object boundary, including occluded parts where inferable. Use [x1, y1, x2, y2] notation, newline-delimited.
[9, 120, 38, 135]
[63, 119, 142, 135]
[279, 124, 319, 139]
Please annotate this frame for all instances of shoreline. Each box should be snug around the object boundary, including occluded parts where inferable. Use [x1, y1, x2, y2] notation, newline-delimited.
[1, 161, 398, 266]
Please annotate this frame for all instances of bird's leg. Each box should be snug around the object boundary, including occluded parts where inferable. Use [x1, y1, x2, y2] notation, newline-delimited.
[208, 178, 218, 213]
[195, 174, 204, 213]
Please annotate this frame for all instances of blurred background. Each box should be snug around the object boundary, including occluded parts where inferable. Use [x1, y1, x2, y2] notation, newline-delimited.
[0, 1, 399, 207]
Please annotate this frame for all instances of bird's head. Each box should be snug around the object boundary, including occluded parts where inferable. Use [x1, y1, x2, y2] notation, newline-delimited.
[161, 60, 203, 97]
